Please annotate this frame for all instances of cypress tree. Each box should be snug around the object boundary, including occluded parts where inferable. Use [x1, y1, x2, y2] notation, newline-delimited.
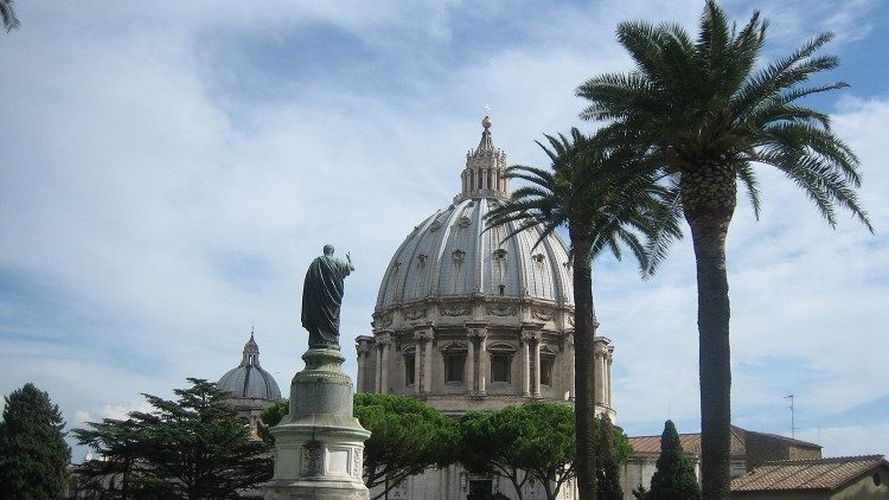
[648, 420, 701, 500]
[0, 383, 72, 499]
[596, 415, 623, 500]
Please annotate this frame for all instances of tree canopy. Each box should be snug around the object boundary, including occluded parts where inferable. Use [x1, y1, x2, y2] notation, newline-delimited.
[257, 398, 288, 444]
[354, 392, 458, 500]
[646, 420, 701, 500]
[73, 378, 272, 500]
[596, 414, 624, 500]
[0, 383, 71, 500]
[460, 403, 631, 500]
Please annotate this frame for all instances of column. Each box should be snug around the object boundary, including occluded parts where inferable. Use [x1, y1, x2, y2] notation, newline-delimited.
[413, 333, 422, 394]
[532, 338, 541, 398]
[423, 333, 433, 394]
[374, 345, 382, 393]
[356, 345, 368, 392]
[607, 348, 614, 407]
[477, 332, 488, 396]
[379, 334, 392, 394]
[594, 342, 605, 404]
[521, 335, 530, 397]
[564, 333, 575, 401]
[465, 335, 475, 394]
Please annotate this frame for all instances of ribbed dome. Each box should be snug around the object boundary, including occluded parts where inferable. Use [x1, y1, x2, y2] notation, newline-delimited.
[375, 118, 573, 312]
[217, 332, 282, 401]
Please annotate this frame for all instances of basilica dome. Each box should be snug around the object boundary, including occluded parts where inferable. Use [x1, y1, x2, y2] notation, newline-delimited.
[217, 332, 282, 401]
[376, 117, 572, 315]
[356, 117, 614, 419]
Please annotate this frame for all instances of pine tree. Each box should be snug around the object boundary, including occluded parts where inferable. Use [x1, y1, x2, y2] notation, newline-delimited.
[74, 378, 272, 499]
[0, 383, 72, 499]
[647, 420, 701, 500]
[596, 415, 623, 500]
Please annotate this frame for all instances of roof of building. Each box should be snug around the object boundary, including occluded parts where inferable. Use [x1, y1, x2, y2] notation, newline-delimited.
[217, 331, 282, 401]
[629, 425, 747, 457]
[731, 455, 888, 492]
[628, 425, 820, 457]
[375, 117, 573, 311]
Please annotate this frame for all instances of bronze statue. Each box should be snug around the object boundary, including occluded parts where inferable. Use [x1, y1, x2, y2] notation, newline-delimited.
[301, 244, 354, 349]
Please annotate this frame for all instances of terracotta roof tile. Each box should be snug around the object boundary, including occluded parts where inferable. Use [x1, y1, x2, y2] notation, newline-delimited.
[731, 455, 887, 491]
[629, 426, 746, 457]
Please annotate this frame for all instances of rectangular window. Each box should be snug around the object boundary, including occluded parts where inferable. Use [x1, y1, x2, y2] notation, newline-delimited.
[444, 354, 465, 383]
[405, 355, 416, 386]
[491, 354, 511, 383]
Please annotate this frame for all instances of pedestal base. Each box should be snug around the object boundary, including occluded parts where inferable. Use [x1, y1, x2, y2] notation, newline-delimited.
[266, 348, 370, 500]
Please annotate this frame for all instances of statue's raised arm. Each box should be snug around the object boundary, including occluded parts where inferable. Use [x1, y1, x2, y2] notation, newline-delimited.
[301, 244, 354, 350]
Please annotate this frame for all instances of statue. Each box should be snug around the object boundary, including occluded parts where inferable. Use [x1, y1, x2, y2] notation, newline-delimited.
[301, 244, 354, 349]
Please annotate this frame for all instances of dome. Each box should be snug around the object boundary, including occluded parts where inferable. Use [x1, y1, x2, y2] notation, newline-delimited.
[375, 116, 573, 312]
[217, 332, 282, 401]
[375, 198, 573, 310]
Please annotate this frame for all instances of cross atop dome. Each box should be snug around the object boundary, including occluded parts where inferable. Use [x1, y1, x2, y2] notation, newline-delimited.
[460, 115, 510, 200]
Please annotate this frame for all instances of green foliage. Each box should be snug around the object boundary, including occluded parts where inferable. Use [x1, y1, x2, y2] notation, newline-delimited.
[0, 383, 71, 500]
[485, 129, 680, 276]
[73, 378, 272, 500]
[72, 417, 151, 499]
[354, 393, 458, 500]
[461, 403, 574, 500]
[596, 415, 623, 500]
[459, 403, 631, 500]
[577, 0, 871, 234]
[647, 421, 701, 500]
[257, 399, 289, 444]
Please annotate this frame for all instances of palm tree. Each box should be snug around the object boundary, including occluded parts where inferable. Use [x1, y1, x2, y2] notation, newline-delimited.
[576, 2, 872, 497]
[485, 129, 679, 500]
[1, 0, 20, 33]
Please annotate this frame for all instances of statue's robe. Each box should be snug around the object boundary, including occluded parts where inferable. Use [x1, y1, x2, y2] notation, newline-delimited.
[301, 255, 352, 349]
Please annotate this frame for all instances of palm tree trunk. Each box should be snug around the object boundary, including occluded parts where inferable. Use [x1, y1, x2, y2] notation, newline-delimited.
[571, 230, 597, 500]
[682, 165, 736, 499]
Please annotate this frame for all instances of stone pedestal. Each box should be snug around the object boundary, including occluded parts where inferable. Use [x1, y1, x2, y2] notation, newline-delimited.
[265, 348, 371, 500]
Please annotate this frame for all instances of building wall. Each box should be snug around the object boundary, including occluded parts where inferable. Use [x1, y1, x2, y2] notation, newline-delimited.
[832, 465, 889, 500]
[371, 464, 578, 500]
[620, 455, 660, 499]
[745, 432, 821, 470]
[621, 457, 749, 500]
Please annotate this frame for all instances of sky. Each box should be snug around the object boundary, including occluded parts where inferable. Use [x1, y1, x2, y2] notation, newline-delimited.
[1, 0, 887, 462]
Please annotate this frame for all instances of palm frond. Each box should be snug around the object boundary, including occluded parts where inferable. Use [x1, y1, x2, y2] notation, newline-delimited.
[1, 0, 21, 33]
[642, 182, 683, 278]
[735, 162, 761, 219]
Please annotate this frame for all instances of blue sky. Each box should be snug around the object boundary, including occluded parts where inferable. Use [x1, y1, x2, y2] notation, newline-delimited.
[2, 0, 887, 461]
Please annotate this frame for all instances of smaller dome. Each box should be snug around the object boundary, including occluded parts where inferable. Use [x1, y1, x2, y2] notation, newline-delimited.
[217, 331, 282, 401]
